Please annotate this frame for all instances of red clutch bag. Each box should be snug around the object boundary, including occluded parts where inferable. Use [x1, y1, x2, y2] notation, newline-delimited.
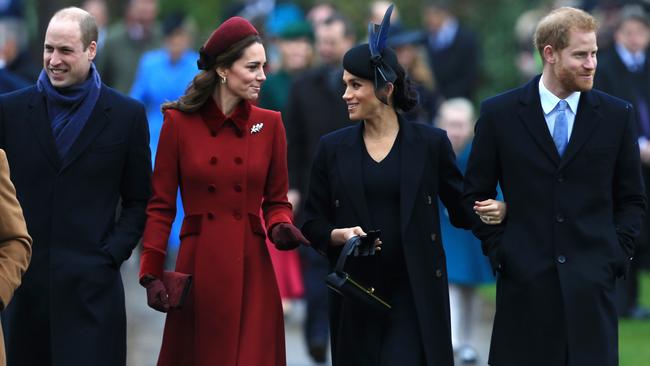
[162, 271, 192, 309]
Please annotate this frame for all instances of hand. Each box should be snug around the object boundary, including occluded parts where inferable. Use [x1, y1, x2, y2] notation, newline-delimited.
[141, 276, 170, 313]
[474, 199, 506, 225]
[287, 189, 301, 213]
[270, 223, 310, 250]
[330, 226, 382, 251]
[640, 144, 650, 166]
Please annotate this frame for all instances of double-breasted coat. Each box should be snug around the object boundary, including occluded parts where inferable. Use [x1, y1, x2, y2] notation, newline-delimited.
[302, 119, 471, 366]
[463, 76, 646, 366]
[140, 99, 293, 366]
[0, 85, 152, 365]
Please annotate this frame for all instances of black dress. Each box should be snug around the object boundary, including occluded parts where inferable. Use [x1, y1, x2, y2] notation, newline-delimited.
[346, 131, 426, 366]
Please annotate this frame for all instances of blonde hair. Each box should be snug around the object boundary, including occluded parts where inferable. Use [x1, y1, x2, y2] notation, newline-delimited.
[533, 7, 598, 60]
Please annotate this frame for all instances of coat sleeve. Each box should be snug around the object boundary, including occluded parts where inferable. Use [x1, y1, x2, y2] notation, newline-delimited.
[102, 103, 152, 266]
[462, 101, 505, 272]
[140, 110, 179, 280]
[301, 138, 335, 255]
[262, 112, 293, 230]
[0, 149, 31, 309]
[436, 130, 473, 229]
[613, 104, 647, 261]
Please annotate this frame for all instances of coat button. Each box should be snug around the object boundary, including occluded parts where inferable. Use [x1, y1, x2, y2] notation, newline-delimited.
[555, 214, 565, 223]
[557, 255, 566, 264]
[334, 199, 340, 208]
[207, 212, 214, 220]
[431, 233, 437, 242]
[208, 184, 216, 193]
[426, 195, 432, 205]
[233, 210, 242, 220]
[435, 269, 443, 277]
[557, 174, 564, 183]
[210, 156, 218, 165]
[210, 131, 217, 137]
[234, 157, 243, 165]
[234, 184, 242, 192]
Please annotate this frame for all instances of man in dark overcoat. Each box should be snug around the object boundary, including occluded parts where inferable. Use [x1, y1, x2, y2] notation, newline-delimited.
[464, 7, 646, 366]
[0, 7, 151, 365]
[593, 5, 650, 319]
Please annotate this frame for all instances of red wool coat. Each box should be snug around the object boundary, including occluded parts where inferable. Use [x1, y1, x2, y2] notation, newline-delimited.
[140, 99, 292, 366]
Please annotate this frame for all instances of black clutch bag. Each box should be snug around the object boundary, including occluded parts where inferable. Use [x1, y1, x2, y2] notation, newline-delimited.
[325, 236, 391, 312]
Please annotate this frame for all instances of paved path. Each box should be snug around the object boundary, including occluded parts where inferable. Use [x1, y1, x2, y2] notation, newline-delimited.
[123, 256, 493, 365]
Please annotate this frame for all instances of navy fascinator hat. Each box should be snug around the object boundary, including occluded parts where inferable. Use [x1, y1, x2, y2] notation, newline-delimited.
[342, 4, 399, 105]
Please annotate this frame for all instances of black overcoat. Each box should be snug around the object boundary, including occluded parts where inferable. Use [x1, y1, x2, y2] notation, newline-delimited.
[302, 118, 471, 366]
[463, 76, 646, 366]
[0, 85, 151, 365]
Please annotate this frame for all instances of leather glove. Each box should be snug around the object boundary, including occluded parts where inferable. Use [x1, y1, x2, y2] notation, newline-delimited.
[141, 275, 170, 313]
[270, 223, 310, 250]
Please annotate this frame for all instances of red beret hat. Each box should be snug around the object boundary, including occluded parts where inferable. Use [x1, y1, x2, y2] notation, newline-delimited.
[197, 17, 259, 70]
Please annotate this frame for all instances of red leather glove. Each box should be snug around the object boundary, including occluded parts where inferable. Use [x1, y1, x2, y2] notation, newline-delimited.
[141, 275, 170, 313]
[270, 223, 310, 250]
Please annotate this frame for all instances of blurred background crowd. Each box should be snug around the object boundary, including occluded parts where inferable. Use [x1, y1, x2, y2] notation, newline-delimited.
[1, 0, 650, 365]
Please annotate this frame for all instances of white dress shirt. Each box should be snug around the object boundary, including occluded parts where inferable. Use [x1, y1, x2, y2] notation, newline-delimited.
[538, 76, 581, 140]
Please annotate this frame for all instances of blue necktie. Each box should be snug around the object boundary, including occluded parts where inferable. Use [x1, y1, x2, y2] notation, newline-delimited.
[553, 100, 568, 156]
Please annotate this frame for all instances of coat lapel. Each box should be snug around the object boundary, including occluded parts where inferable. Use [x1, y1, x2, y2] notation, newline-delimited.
[60, 86, 111, 171]
[559, 91, 601, 168]
[27, 92, 61, 169]
[399, 119, 426, 234]
[518, 77, 561, 166]
[336, 124, 372, 230]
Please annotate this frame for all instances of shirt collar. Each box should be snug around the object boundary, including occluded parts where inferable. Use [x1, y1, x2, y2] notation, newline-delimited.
[615, 42, 646, 71]
[538, 76, 580, 115]
[200, 98, 251, 135]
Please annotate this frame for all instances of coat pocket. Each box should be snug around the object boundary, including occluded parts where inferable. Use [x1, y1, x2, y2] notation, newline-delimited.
[180, 214, 203, 239]
[248, 213, 267, 238]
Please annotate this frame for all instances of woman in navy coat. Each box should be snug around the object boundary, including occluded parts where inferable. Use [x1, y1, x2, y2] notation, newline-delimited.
[301, 8, 505, 366]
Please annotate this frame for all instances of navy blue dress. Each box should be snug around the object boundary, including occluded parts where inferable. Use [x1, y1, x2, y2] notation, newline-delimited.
[357, 132, 426, 366]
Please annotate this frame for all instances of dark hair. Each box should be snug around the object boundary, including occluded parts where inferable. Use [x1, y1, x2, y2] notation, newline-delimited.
[322, 13, 356, 39]
[392, 63, 419, 112]
[162, 35, 262, 113]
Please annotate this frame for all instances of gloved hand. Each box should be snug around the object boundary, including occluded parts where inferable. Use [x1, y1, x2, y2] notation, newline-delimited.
[270, 223, 310, 250]
[141, 275, 170, 313]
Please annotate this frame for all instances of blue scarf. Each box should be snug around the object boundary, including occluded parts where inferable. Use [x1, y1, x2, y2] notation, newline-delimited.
[37, 63, 102, 158]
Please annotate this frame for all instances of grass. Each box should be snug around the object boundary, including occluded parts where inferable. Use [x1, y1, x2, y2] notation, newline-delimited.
[620, 271, 650, 366]
[477, 271, 650, 365]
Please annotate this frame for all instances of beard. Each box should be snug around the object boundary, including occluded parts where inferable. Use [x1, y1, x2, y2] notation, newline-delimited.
[556, 64, 594, 93]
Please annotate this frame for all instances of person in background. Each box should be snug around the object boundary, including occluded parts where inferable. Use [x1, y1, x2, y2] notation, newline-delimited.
[594, 4, 650, 320]
[139, 16, 308, 365]
[388, 28, 440, 125]
[0, 7, 151, 365]
[97, 0, 162, 93]
[130, 12, 197, 266]
[0, 16, 40, 82]
[259, 20, 315, 315]
[82, 0, 109, 52]
[284, 12, 356, 363]
[435, 98, 495, 365]
[422, 0, 480, 101]
[464, 7, 646, 365]
[0, 148, 32, 366]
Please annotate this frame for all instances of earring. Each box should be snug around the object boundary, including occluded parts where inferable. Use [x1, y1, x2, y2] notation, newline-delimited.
[220, 76, 227, 84]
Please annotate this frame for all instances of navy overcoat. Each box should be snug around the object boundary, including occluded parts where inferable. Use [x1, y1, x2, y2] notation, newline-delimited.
[464, 76, 646, 366]
[302, 118, 471, 366]
[0, 84, 151, 365]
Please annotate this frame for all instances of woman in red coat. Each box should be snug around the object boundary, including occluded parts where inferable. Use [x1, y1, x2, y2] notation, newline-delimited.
[139, 17, 308, 366]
